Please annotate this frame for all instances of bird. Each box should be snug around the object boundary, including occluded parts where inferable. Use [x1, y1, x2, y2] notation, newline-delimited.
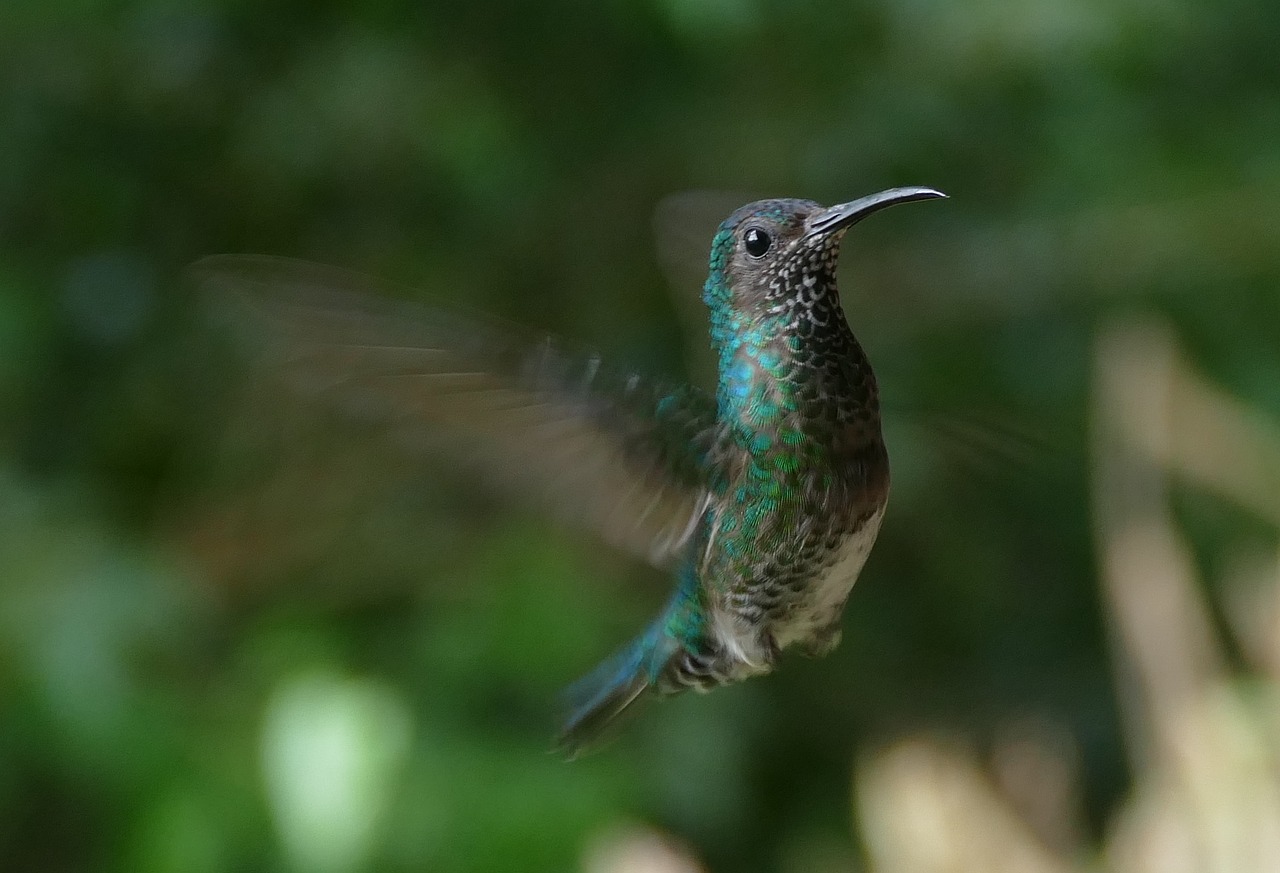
[196, 185, 946, 755]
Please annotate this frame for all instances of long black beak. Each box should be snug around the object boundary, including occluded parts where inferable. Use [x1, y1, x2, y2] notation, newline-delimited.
[806, 186, 947, 237]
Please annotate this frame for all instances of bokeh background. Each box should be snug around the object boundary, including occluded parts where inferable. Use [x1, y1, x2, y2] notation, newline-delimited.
[4, 1, 1280, 871]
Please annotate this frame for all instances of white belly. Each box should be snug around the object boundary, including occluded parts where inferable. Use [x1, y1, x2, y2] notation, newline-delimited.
[774, 505, 885, 649]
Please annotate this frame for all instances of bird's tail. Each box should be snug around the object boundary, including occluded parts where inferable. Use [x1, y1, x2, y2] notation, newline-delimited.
[556, 617, 681, 757]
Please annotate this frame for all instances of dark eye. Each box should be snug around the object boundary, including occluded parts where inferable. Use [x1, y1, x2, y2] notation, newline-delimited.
[743, 226, 772, 258]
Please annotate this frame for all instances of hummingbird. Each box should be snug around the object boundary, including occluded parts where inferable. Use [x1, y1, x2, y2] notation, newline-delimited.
[197, 185, 946, 755]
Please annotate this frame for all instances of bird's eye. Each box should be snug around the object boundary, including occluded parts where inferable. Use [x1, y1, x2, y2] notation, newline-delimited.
[743, 226, 772, 258]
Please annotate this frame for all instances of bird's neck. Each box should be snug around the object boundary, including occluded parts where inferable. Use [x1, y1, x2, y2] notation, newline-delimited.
[708, 298, 882, 459]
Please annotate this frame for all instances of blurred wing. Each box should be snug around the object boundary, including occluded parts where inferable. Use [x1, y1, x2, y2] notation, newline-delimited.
[884, 405, 1055, 480]
[652, 190, 761, 378]
[194, 255, 720, 569]
[652, 190, 757, 302]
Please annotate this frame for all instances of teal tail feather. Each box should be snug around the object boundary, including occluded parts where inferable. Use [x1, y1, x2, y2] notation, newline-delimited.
[556, 621, 678, 757]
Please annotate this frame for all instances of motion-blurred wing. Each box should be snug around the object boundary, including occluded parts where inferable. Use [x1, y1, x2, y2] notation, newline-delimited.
[194, 255, 720, 570]
[652, 190, 757, 304]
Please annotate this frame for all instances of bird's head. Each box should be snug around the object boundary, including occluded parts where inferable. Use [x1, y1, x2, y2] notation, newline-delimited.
[702, 187, 946, 336]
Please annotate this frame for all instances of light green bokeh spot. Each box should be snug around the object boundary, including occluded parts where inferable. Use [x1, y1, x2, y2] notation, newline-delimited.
[262, 672, 413, 873]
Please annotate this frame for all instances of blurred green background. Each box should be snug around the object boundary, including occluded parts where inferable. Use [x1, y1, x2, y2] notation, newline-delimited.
[4, 1, 1280, 872]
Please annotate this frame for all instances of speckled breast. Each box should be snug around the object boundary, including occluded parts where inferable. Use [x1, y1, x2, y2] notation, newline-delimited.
[769, 504, 885, 653]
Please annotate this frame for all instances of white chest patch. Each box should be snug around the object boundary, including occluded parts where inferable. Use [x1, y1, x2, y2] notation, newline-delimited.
[774, 505, 886, 649]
